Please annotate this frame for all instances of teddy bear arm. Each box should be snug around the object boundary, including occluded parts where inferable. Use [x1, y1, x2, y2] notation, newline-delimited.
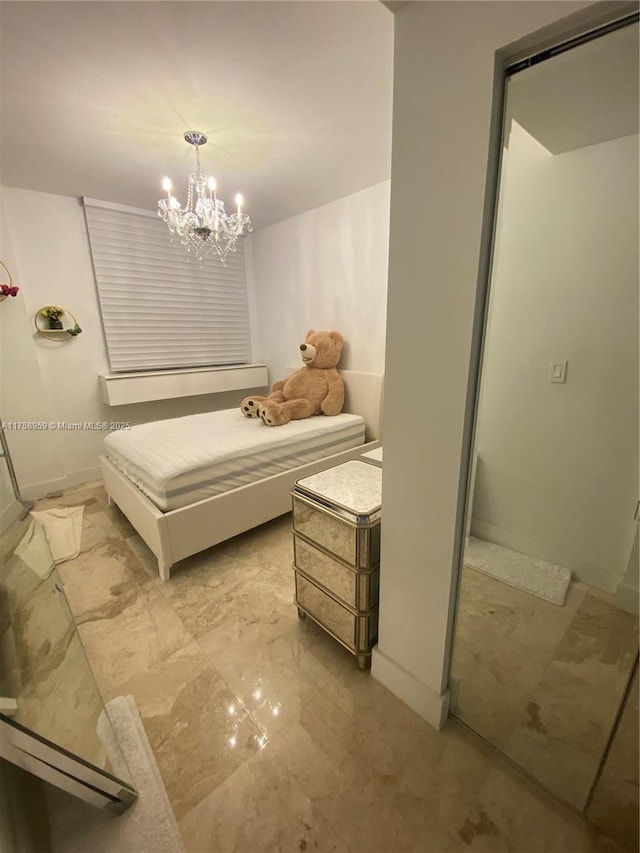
[320, 371, 345, 416]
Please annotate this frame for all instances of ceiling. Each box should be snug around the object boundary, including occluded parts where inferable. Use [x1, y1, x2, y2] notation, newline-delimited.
[0, 1, 393, 230]
[509, 21, 639, 154]
[2, 5, 637, 231]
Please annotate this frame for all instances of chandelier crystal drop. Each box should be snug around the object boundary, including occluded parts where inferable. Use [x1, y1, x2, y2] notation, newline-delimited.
[158, 131, 252, 264]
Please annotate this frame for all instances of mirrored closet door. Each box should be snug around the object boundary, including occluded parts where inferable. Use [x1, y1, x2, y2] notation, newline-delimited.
[450, 18, 639, 814]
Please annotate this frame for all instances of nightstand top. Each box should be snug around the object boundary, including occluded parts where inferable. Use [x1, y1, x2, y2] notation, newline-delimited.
[294, 459, 382, 517]
[361, 447, 383, 467]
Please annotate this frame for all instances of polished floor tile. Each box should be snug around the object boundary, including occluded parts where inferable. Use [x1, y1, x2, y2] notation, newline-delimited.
[179, 745, 350, 853]
[7, 482, 634, 852]
[451, 563, 638, 813]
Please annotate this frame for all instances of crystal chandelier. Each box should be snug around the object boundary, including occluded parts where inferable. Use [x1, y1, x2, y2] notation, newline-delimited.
[158, 131, 252, 263]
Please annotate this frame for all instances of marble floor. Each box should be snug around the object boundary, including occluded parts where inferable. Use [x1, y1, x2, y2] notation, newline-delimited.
[450, 561, 639, 813]
[13, 482, 636, 852]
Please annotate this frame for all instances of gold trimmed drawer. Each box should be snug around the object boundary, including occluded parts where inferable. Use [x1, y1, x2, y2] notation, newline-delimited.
[292, 496, 356, 564]
[295, 573, 378, 653]
[292, 495, 380, 568]
[293, 533, 379, 611]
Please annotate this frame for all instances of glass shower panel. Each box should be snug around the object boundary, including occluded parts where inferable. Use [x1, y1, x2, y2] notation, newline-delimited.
[0, 513, 135, 797]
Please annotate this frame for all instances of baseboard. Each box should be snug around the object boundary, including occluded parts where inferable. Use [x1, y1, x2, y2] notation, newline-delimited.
[19, 466, 103, 502]
[371, 645, 450, 730]
[613, 582, 639, 616]
[470, 518, 622, 593]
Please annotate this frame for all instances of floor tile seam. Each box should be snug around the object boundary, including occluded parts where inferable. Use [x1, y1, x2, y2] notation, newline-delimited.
[256, 742, 359, 853]
[546, 599, 600, 668]
[120, 535, 169, 590]
[130, 708, 216, 823]
[455, 720, 603, 832]
[63, 627, 119, 717]
[72, 602, 207, 706]
[70, 530, 153, 598]
[522, 652, 633, 723]
[122, 549, 207, 641]
[189, 632, 276, 742]
[266, 691, 399, 801]
[183, 631, 294, 746]
[539, 660, 638, 703]
[105, 530, 166, 595]
[174, 741, 294, 839]
[132, 673, 266, 823]
[70, 580, 143, 628]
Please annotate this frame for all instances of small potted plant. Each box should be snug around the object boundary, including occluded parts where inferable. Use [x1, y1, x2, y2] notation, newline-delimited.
[40, 305, 65, 330]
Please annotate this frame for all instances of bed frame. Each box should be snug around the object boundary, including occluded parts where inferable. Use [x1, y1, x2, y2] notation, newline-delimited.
[99, 370, 383, 580]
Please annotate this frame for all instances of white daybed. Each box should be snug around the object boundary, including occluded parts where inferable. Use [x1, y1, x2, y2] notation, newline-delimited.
[99, 370, 382, 580]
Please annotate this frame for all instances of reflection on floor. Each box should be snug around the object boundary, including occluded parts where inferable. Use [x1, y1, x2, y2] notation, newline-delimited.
[0, 514, 127, 780]
[11, 481, 634, 851]
[451, 562, 638, 813]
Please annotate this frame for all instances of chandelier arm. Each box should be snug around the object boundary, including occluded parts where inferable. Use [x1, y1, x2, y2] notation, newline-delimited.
[159, 131, 251, 264]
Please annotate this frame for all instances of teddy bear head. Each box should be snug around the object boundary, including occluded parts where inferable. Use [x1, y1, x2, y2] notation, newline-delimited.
[299, 330, 344, 369]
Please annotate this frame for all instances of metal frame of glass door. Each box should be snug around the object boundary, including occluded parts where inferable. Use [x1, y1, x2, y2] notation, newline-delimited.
[0, 421, 32, 514]
[0, 715, 137, 813]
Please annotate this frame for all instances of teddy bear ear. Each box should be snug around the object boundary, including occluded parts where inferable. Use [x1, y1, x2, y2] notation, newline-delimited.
[306, 329, 316, 338]
[329, 331, 344, 344]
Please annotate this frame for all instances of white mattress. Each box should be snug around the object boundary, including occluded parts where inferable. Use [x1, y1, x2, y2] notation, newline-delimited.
[104, 409, 366, 511]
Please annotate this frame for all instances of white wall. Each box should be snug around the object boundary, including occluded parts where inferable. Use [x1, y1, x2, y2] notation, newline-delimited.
[0, 465, 22, 534]
[2, 182, 389, 499]
[372, 0, 605, 728]
[472, 126, 639, 592]
[1, 188, 267, 500]
[246, 181, 390, 381]
[0, 198, 55, 517]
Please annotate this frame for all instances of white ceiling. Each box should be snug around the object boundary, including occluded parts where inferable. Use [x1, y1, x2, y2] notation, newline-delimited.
[2, 5, 637, 231]
[509, 21, 639, 154]
[0, 1, 393, 230]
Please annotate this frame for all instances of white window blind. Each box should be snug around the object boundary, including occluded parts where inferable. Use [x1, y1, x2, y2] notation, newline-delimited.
[83, 198, 251, 373]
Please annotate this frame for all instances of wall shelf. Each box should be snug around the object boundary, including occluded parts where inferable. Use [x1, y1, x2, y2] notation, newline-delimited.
[34, 306, 82, 340]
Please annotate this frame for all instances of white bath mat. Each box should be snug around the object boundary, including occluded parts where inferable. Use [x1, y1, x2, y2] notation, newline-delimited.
[30, 506, 84, 563]
[464, 537, 571, 606]
[14, 516, 56, 580]
[47, 694, 185, 853]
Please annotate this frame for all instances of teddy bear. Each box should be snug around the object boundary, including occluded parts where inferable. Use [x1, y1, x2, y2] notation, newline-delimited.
[240, 330, 345, 426]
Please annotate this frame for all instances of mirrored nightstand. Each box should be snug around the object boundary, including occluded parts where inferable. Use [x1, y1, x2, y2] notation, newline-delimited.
[291, 460, 381, 670]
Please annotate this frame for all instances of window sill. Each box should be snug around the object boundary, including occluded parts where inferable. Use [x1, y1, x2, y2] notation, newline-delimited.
[99, 364, 269, 406]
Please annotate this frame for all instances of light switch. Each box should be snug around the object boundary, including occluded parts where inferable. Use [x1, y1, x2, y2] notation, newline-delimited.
[549, 360, 568, 383]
